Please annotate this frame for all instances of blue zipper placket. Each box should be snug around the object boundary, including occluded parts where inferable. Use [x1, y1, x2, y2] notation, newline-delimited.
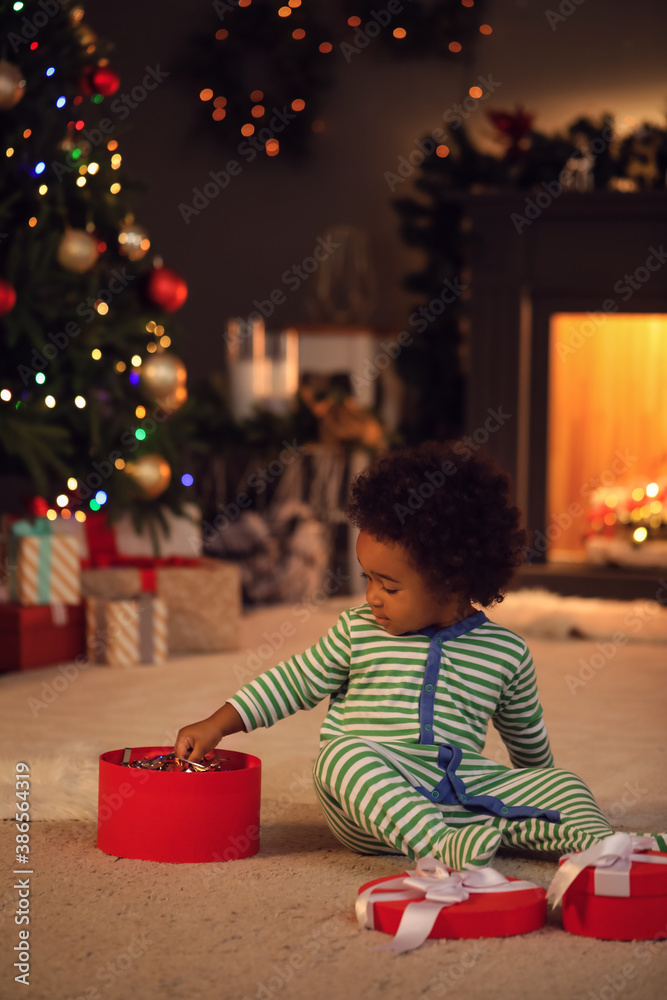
[414, 611, 561, 824]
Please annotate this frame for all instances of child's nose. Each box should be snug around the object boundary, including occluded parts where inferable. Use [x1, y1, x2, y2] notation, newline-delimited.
[366, 580, 383, 606]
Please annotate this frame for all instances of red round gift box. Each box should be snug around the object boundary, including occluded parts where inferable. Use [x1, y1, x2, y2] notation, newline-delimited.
[561, 851, 667, 940]
[97, 746, 261, 863]
[358, 872, 547, 940]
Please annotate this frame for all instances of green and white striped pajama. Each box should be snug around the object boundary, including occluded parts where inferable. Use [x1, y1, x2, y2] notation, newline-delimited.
[228, 606, 653, 868]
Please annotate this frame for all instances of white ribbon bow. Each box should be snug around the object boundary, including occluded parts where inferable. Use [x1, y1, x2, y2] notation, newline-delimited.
[356, 855, 539, 954]
[547, 832, 667, 908]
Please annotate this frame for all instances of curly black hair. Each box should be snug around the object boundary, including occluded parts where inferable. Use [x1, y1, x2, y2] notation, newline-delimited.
[346, 441, 526, 607]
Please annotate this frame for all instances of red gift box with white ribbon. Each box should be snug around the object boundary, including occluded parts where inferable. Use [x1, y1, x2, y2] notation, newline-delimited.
[356, 857, 547, 953]
[548, 833, 667, 940]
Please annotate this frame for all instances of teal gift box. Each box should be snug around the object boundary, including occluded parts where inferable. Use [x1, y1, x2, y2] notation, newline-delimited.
[9, 518, 81, 606]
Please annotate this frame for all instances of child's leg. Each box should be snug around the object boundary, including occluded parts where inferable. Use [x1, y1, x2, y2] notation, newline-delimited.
[467, 765, 614, 853]
[313, 736, 501, 869]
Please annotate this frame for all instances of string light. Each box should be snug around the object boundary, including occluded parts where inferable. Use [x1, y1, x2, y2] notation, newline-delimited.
[633, 527, 648, 543]
[135, 405, 146, 418]
[146, 342, 157, 353]
[110, 182, 121, 194]
[448, 42, 462, 52]
[56, 494, 68, 507]
[479, 24, 493, 35]
[135, 428, 147, 441]
[115, 458, 125, 470]
[115, 361, 126, 373]
[182, 474, 194, 487]
[393, 28, 406, 38]
[45, 395, 56, 408]
[91, 349, 102, 360]
[38, 184, 48, 195]
[95, 490, 108, 505]
[159, 335, 171, 348]
[35, 373, 46, 384]
[46, 509, 57, 521]
[74, 396, 86, 408]
[75, 511, 87, 523]
[67, 477, 78, 489]
[1, 389, 11, 401]
[61, 508, 72, 519]
[131, 355, 142, 367]
[646, 483, 659, 497]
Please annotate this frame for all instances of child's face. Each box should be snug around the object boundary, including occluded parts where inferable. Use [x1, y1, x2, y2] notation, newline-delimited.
[356, 531, 472, 635]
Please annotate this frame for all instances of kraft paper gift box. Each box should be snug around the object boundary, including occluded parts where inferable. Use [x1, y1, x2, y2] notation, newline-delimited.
[0, 603, 86, 671]
[9, 519, 81, 606]
[356, 857, 547, 953]
[82, 557, 241, 653]
[548, 833, 667, 940]
[86, 594, 168, 667]
[97, 746, 261, 863]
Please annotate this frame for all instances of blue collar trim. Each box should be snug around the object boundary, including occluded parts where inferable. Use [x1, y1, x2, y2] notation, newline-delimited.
[419, 609, 488, 643]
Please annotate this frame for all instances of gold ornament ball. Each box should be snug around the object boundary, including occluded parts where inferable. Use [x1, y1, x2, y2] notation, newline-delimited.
[56, 228, 100, 273]
[0, 60, 26, 110]
[118, 219, 150, 261]
[140, 353, 187, 410]
[124, 455, 171, 499]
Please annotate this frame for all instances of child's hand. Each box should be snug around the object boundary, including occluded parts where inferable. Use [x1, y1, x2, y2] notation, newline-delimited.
[174, 718, 225, 763]
[174, 703, 245, 763]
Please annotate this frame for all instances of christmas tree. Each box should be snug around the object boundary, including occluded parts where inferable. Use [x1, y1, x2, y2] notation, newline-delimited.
[0, 0, 194, 537]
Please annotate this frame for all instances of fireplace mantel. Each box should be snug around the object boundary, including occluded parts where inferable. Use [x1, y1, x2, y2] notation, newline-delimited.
[462, 191, 667, 570]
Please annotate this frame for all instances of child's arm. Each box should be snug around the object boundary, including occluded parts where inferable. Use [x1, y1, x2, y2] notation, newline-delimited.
[175, 612, 353, 762]
[491, 645, 554, 769]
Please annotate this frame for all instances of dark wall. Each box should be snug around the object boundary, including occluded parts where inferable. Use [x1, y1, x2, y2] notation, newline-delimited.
[84, 0, 667, 381]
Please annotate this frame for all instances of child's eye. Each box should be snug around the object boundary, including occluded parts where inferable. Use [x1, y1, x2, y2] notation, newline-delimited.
[383, 586, 397, 595]
[360, 572, 368, 581]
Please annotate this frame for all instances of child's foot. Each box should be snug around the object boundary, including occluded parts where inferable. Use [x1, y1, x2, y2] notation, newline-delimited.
[629, 832, 667, 851]
[435, 825, 502, 870]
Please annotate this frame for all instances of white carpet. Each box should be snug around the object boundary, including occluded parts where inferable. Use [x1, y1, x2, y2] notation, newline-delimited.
[2, 588, 666, 821]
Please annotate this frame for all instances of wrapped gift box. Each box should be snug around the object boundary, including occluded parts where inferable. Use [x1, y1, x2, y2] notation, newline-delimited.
[357, 862, 546, 951]
[82, 504, 203, 563]
[82, 557, 241, 653]
[9, 519, 81, 606]
[0, 603, 86, 671]
[97, 745, 261, 863]
[561, 850, 667, 940]
[86, 594, 168, 666]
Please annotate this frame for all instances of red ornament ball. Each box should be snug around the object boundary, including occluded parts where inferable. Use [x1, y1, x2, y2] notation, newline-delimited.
[145, 267, 188, 313]
[90, 65, 120, 97]
[0, 278, 17, 316]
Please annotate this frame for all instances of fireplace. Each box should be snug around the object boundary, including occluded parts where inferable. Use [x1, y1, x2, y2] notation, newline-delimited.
[462, 191, 667, 599]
